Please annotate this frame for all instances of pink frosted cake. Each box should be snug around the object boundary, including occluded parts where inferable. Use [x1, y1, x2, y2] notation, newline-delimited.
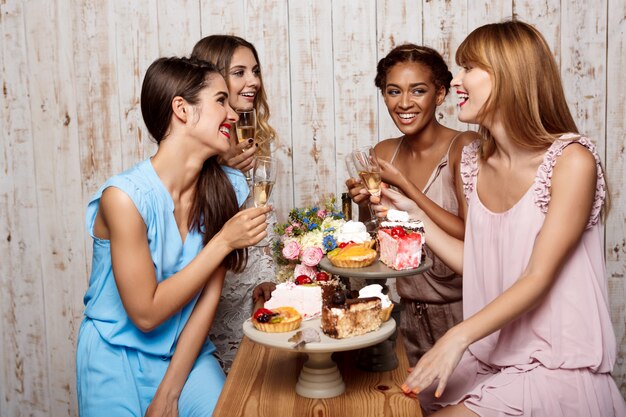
[377, 209, 425, 270]
[264, 282, 323, 320]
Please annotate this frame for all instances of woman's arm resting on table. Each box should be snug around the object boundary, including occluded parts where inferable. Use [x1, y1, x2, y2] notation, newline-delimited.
[371, 187, 464, 274]
[145, 267, 227, 417]
[403, 144, 598, 398]
[98, 187, 271, 332]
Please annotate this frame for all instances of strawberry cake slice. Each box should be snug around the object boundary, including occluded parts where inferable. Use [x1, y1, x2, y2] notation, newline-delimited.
[377, 210, 425, 270]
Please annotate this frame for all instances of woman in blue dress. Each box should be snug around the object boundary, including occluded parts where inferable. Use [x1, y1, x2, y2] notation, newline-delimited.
[76, 57, 271, 416]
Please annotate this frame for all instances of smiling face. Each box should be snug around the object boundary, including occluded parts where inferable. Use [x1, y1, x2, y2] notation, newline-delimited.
[191, 74, 238, 155]
[382, 62, 445, 136]
[451, 64, 492, 125]
[226, 46, 260, 111]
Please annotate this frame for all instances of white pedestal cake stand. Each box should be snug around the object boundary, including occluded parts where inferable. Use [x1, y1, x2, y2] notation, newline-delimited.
[242, 317, 395, 399]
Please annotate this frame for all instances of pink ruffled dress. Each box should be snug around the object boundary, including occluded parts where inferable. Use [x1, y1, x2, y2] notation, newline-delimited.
[420, 135, 626, 416]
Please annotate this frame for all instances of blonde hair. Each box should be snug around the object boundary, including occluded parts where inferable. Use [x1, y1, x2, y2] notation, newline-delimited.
[191, 35, 276, 156]
[456, 20, 578, 158]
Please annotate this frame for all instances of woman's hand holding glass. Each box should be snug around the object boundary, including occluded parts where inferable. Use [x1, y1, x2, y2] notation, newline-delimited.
[219, 140, 257, 173]
[219, 206, 272, 249]
[351, 146, 382, 198]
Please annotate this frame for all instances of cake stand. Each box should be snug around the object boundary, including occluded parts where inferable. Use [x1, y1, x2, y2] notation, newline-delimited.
[243, 316, 395, 399]
[318, 257, 432, 372]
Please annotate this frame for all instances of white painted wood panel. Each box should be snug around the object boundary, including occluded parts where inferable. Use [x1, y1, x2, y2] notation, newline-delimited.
[331, 0, 378, 195]
[1, 2, 50, 415]
[287, 0, 336, 207]
[0, 2, 624, 415]
[605, 0, 626, 394]
[23, 1, 87, 415]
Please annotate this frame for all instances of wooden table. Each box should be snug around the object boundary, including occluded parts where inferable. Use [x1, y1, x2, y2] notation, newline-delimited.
[213, 330, 423, 417]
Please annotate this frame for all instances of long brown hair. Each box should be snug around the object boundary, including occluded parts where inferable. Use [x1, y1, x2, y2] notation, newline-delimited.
[140, 57, 246, 272]
[191, 35, 276, 156]
[455, 20, 578, 158]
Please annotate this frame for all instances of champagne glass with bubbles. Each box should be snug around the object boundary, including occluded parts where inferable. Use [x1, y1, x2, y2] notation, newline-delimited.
[252, 156, 276, 246]
[350, 146, 381, 232]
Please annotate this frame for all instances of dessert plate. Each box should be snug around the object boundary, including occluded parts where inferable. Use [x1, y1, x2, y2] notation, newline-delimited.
[319, 256, 432, 279]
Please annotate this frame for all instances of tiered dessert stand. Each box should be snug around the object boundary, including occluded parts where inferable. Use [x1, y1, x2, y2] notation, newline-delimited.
[318, 257, 433, 372]
[243, 316, 395, 399]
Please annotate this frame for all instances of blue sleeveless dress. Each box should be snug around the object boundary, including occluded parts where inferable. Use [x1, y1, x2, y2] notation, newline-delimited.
[76, 159, 248, 417]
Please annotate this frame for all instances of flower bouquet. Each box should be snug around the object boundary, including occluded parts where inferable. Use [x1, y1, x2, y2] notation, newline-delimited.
[273, 197, 346, 282]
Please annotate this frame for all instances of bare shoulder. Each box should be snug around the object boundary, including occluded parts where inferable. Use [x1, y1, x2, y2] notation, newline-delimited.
[553, 142, 597, 179]
[375, 137, 403, 161]
[100, 186, 145, 229]
[450, 130, 480, 163]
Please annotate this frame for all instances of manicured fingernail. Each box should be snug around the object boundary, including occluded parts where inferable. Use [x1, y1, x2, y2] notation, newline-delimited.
[412, 387, 420, 394]
[401, 384, 409, 393]
[434, 391, 441, 398]
[407, 367, 414, 373]
[248, 138, 253, 143]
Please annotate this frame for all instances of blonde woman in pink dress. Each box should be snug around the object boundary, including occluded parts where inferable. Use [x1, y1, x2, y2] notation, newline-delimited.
[372, 20, 626, 416]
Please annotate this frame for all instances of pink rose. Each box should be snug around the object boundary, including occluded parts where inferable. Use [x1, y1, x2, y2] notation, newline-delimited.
[300, 246, 323, 267]
[284, 225, 293, 236]
[294, 264, 317, 279]
[317, 209, 328, 219]
[282, 240, 301, 260]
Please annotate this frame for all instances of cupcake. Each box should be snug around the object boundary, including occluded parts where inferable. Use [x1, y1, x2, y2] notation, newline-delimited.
[252, 306, 302, 333]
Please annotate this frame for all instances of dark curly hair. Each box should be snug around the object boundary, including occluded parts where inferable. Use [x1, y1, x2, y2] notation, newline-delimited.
[374, 44, 452, 96]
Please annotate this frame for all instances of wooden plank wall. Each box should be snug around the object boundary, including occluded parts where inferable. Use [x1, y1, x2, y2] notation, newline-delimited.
[0, 0, 624, 415]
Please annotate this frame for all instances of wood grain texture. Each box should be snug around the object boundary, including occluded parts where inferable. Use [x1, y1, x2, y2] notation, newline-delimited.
[331, 0, 378, 195]
[213, 332, 423, 417]
[605, 0, 626, 394]
[0, 2, 50, 415]
[287, 0, 336, 207]
[0, 2, 624, 415]
[23, 1, 87, 414]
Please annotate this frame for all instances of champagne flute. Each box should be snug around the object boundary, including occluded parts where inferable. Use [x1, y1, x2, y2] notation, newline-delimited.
[350, 147, 381, 232]
[252, 156, 276, 246]
[235, 108, 257, 145]
[351, 146, 382, 197]
[236, 108, 257, 181]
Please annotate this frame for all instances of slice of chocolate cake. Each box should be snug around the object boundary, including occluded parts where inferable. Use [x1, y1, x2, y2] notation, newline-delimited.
[320, 283, 382, 338]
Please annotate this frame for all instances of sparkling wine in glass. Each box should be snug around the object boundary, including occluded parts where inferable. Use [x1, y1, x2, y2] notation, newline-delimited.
[352, 146, 382, 197]
[252, 156, 276, 208]
[236, 108, 256, 145]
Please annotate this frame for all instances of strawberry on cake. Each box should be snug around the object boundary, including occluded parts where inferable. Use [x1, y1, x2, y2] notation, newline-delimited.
[377, 209, 425, 270]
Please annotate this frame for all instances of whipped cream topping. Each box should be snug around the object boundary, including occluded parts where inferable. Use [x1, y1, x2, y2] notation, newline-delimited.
[358, 284, 392, 308]
[337, 220, 372, 244]
[387, 209, 410, 222]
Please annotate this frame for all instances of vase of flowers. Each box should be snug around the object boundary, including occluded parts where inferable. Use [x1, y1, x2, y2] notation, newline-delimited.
[273, 197, 346, 282]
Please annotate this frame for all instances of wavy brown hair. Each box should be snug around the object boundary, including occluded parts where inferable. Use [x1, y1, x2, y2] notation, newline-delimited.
[191, 35, 276, 156]
[140, 57, 246, 272]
